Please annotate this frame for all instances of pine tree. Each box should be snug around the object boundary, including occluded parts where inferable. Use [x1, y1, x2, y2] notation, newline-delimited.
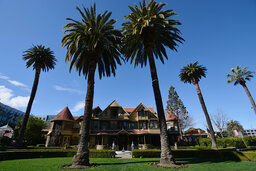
[166, 86, 192, 140]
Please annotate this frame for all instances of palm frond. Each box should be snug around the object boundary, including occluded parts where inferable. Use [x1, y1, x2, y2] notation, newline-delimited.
[227, 65, 255, 86]
[122, 0, 184, 67]
[62, 5, 123, 79]
[179, 61, 207, 84]
[23, 45, 57, 72]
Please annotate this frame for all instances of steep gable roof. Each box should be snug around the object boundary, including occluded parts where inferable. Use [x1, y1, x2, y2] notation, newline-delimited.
[109, 100, 121, 107]
[131, 103, 156, 114]
[52, 106, 74, 121]
[101, 100, 129, 116]
[165, 110, 178, 121]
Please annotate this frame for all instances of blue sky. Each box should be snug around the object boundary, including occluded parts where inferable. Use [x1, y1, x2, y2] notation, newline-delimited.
[0, 0, 256, 130]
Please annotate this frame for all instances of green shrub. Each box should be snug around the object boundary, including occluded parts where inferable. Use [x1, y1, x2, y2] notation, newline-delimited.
[242, 136, 256, 147]
[197, 138, 211, 147]
[197, 138, 246, 148]
[131, 149, 256, 161]
[0, 149, 115, 160]
[131, 149, 160, 158]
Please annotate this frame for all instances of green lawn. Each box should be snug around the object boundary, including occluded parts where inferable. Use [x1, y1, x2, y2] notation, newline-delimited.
[0, 158, 255, 171]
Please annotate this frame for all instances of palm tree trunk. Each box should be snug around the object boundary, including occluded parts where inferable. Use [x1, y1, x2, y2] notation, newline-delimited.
[194, 83, 217, 149]
[147, 51, 175, 165]
[72, 62, 96, 166]
[242, 83, 256, 115]
[17, 69, 41, 147]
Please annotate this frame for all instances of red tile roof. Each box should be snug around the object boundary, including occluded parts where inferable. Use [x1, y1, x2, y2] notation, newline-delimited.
[123, 106, 156, 114]
[165, 110, 178, 121]
[148, 107, 156, 114]
[73, 116, 80, 120]
[123, 107, 135, 113]
[52, 106, 74, 121]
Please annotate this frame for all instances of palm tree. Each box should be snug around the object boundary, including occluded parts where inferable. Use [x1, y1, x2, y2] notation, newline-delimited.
[17, 45, 56, 147]
[179, 62, 217, 149]
[227, 66, 256, 115]
[122, 0, 184, 165]
[61, 5, 122, 166]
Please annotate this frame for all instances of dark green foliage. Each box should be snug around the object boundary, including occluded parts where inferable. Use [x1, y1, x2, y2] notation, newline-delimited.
[243, 136, 256, 147]
[166, 86, 192, 131]
[23, 45, 56, 71]
[61, 4, 122, 79]
[132, 149, 161, 158]
[0, 137, 11, 146]
[122, 0, 184, 67]
[0, 149, 115, 160]
[131, 149, 256, 161]
[197, 138, 246, 148]
[16, 117, 47, 145]
[179, 61, 207, 84]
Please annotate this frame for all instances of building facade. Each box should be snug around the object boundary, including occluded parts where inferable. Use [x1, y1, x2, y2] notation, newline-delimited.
[46, 100, 179, 150]
[243, 129, 256, 137]
[0, 102, 24, 127]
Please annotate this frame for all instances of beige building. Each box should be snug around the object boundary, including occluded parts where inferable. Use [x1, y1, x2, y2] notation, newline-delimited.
[46, 100, 179, 150]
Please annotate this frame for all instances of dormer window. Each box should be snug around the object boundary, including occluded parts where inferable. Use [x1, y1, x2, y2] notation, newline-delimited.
[138, 110, 145, 117]
[111, 108, 118, 118]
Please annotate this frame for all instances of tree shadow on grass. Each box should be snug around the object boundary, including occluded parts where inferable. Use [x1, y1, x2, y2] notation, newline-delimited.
[99, 159, 158, 166]
[96, 156, 245, 167]
[176, 158, 242, 164]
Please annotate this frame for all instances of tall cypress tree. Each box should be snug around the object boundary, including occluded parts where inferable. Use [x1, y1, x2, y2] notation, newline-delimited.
[166, 86, 192, 139]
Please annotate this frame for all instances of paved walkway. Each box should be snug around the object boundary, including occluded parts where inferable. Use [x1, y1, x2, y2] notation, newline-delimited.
[115, 151, 132, 158]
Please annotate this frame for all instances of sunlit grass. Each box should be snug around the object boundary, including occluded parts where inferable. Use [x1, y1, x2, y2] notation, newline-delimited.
[0, 157, 256, 171]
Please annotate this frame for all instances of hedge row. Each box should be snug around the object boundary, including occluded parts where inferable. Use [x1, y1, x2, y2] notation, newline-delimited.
[197, 137, 256, 148]
[0, 150, 115, 161]
[131, 149, 256, 161]
[243, 136, 256, 147]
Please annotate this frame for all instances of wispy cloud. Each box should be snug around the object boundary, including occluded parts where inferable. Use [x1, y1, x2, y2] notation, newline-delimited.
[7, 80, 27, 87]
[54, 85, 83, 94]
[0, 74, 9, 80]
[0, 85, 29, 108]
[0, 73, 27, 88]
[72, 101, 84, 113]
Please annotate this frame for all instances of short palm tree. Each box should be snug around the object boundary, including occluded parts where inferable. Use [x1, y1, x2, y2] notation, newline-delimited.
[227, 66, 256, 115]
[17, 45, 56, 147]
[61, 5, 122, 166]
[179, 62, 217, 149]
[122, 0, 184, 165]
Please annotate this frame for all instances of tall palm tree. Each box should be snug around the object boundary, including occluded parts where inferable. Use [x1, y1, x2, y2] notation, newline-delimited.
[17, 45, 56, 147]
[122, 0, 184, 165]
[61, 5, 122, 166]
[227, 66, 256, 115]
[179, 62, 217, 149]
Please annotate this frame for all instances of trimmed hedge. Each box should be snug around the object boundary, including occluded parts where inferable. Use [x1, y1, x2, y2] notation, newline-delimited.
[243, 136, 256, 147]
[131, 149, 256, 161]
[0, 149, 115, 161]
[197, 138, 246, 148]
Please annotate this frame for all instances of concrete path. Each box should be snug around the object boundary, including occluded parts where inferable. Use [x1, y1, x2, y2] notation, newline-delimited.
[115, 151, 132, 158]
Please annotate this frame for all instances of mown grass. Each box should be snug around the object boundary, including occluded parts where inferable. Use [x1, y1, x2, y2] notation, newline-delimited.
[0, 157, 256, 171]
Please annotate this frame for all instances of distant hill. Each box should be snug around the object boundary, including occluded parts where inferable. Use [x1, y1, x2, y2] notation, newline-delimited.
[0, 102, 24, 127]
